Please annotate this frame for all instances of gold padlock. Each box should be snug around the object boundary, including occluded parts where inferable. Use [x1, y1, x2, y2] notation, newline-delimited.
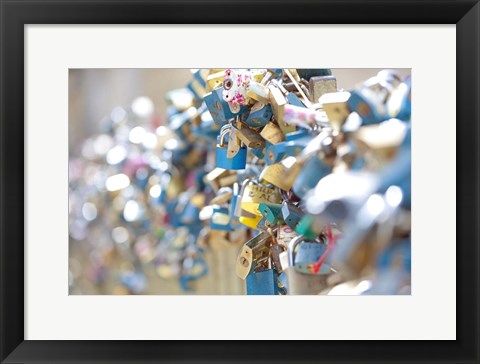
[268, 84, 296, 134]
[210, 188, 233, 205]
[240, 181, 282, 216]
[206, 70, 227, 92]
[354, 118, 407, 167]
[235, 122, 265, 149]
[227, 125, 242, 158]
[260, 121, 285, 144]
[319, 91, 351, 131]
[260, 156, 303, 191]
[247, 81, 270, 104]
[203, 167, 229, 191]
[309, 75, 337, 103]
[236, 231, 273, 279]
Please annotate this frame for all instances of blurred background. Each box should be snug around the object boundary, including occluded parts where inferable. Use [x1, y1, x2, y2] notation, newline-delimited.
[69, 68, 410, 295]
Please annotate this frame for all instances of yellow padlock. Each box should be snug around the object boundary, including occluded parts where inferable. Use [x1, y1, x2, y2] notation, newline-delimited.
[240, 181, 282, 216]
[238, 214, 262, 229]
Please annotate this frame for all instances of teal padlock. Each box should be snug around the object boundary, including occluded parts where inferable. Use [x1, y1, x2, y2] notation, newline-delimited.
[215, 126, 247, 170]
[258, 203, 284, 224]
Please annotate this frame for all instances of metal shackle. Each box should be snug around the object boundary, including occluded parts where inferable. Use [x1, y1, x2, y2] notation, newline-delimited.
[219, 124, 232, 147]
[287, 234, 307, 267]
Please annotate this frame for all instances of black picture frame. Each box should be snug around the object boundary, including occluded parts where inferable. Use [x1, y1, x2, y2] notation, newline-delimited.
[1, 0, 478, 363]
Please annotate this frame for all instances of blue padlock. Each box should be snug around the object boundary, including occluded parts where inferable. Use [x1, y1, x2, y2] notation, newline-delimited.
[250, 141, 270, 159]
[265, 132, 313, 164]
[348, 89, 388, 125]
[292, 156, 332, 198]
[210, 206, 233, 231]
[204, 87, 247, 125]
[245, 102, 273, 128]
[282, 202, 304, 230]
[294, 241, 328, 270]
[215, 127, 247, 170]
[246, 269, 279, 295]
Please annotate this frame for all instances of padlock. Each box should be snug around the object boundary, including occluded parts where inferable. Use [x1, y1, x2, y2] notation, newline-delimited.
[246, 268, 279, 295]
[245, 102, 273, 128]
[203, 167, 230, 192]
[238, 213, 262, 229]
[258, 202, 284, 224]
[204, 87, 247, 125]
[206, 70, 227, 91]
[210, 186, 233, 205]
[286, 235, 333, 295]
[308, 75, 337, 103]
[259, 121, 285, 144]
[234, 122, 266, 149]
[236, 230, 273, 279]
[239, 180, 282, 216]
[215, 126, 247, 170]
[319, 91, 351, 131]
[264, 130, 313, 164]
[210, 206, 233, 231]
[260, 156, 303, 191]
[348, 88, 388, 125]
[268, 84, 296, 134]
[250, 143, 268, 159]
[222, 69, 262, 113]
[353, 118, 408, 167]
[246, 81, 270, 104]
[281, 202, 304, 230]
[292, 155, 332, 198]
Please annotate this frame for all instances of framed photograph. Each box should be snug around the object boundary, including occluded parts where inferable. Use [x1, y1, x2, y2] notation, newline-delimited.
[1, 1, 478, 363]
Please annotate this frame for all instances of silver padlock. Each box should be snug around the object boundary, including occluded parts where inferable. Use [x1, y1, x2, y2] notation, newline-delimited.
[286, 235, 333, 295]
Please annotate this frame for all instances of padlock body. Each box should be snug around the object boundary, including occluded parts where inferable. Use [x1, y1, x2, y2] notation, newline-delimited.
[215, 144, 247, 170]
[348, 89, 387, 125]
[246, 103, 273, 128]
[204, 88, 247, 125]
[246, 269, 279, 295]
[286, 267, 331, 295]
[292, 156, 332, 198]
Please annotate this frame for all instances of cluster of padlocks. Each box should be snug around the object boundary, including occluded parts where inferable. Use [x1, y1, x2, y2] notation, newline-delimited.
[69, 68, 411, 295]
